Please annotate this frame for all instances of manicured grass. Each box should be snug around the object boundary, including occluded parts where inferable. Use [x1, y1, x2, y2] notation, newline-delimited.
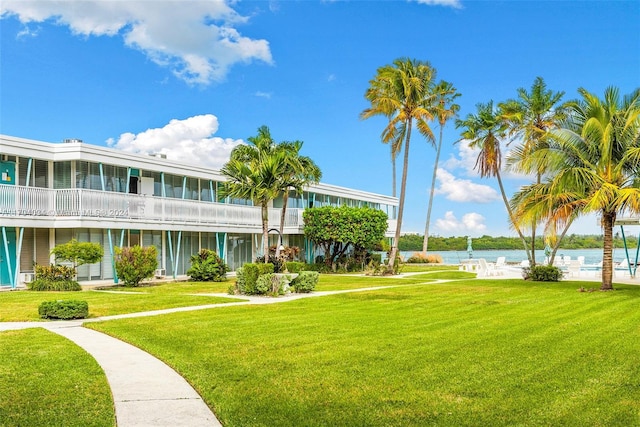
[400, 264, 459, 272]
[0, 281, 241, 321]
[0, 328, 115, 427]
[87, 278, 640, 426]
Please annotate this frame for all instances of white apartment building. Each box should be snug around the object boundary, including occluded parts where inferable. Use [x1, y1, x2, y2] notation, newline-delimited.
[0, 135, 398, 288]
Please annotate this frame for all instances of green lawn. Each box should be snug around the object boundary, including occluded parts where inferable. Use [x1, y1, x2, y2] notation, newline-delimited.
[0, 281, 241, 321]
[84, 278, 640, 426]
[0, 328, 115, 427]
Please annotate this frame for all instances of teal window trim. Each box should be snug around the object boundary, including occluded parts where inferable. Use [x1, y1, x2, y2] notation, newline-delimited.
[125, 167, 131, 193]
[13, 227, 25, 288]
[98, 163, 106, 191]
[2, 227, 15, 288]
[25, 158, 33, 187]
[107, 229, 118, 283]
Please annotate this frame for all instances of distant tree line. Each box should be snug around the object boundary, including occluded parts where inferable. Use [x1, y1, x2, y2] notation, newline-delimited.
[398, 234, 638, 252]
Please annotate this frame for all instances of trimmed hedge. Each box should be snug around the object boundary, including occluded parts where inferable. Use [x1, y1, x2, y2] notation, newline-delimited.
[284, 262, 305, 273]
[39, 300, 89, 320]
[237, 263, 275, 295]
[523, 265, 563, 282]
[28, 264, 81, 291]
[291, 271, 319, 293]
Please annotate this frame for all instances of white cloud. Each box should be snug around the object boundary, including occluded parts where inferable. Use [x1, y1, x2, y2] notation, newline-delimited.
[255, 91, 272, 99]
[436, 211, 487, 235]
[0, 0, 273, 85]
[414, 0, 462, 9]
[435, 168, 499, 203]
[442, 142, 479, 176]
[106, 114, 243, 169]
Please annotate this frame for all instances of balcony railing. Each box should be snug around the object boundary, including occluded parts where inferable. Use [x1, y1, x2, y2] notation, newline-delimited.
[0, 184, 300, 229]
[0, 184, 397, 235]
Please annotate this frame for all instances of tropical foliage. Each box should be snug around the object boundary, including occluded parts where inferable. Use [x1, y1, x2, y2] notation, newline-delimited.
[456, 101, 533, 261]
[512, 87, 640, 290]
[361, 58, 437, 271]
[423, 80, 461, 254]
[220, 126, 321, 261]
[502, 77, 568, 264]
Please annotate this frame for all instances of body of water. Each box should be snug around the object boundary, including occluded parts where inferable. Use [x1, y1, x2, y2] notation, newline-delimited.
[398, 248, 637, 266]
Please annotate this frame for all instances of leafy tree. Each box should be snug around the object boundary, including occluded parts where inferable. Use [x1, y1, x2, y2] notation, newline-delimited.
[512, 87, 640, 290]
[361, 58, 437, 271]
[423, 80, 461, 254]
[303, 206, 388, 271]
[114, 245, 158, 287]
[502, 77, 568, 264]
[456, 101, 532, 262]
[50, 239, 103, 270]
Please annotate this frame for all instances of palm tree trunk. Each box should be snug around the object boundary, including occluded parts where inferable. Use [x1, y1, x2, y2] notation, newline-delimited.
[601, 211, 615, 290]
[391, 150, 397, 198]
[495, 171, 532, 262]
[261, 203, 270, 263]
[530, 173, 542, 265]
[422, 124, 444, 254]
[388, 123, 412, 271]
[549, 220, 573, 265]
[277, 191, 289, 259]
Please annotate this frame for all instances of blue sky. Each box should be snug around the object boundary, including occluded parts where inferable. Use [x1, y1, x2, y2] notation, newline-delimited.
[1, 0, 639, 237]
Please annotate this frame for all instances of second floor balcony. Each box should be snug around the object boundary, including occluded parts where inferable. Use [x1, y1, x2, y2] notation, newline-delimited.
[0, 184, 397, 235]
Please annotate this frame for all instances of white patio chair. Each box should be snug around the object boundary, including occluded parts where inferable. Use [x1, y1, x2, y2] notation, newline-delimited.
[495, 256, 506, 267]
[477, 258, 497, 277]
[567, 260, 582, 278]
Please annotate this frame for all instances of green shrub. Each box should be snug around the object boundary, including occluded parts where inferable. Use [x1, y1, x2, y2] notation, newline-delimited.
[240, 264, 260, 295]
[523, 265, 563, 282]
[38, 300, 88, 320]
[187, 249, 228, 282]
[255, 273, 293, 296]
[257, 263, 275, 276]
[292, 271, 319, 293]
[303, 263, 331, 273]
[28, 264, 81, 291]
[285, 261, 305, 273]
[115, 245, 158, 287]
[369, 253, 382, 265]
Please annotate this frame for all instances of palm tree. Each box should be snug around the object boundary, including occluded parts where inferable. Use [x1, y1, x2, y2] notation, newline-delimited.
[422, 80, 460, 254]
[220, 126, 286, 262]
[361, 58, 437, 271]
[512, 87, 640, 290]
[502, 77, 568, 264]
[456, 101, 532, 262]
[276, 140, 322, 257]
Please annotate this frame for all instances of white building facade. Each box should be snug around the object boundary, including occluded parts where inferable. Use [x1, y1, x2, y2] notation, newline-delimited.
[0, 135, 398, 288]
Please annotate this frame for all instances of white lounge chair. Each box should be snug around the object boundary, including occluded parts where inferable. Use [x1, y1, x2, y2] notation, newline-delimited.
[520, 259, 530, 268]
[495, 256, 506, 268]
[477, 258, 497, 277]
[567, 260, 582, 278]
[577, 256, 585, 265]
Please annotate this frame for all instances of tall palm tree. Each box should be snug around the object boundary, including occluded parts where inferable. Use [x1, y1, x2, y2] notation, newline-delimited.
[423, 80, 460, 254]
[220, 126, 286, 262]
[361, 58, 437, 271]
[276, 140, 322, 256]
[502, 77, 568, 264]
[512, 87, 640, 290]
[456, 101, 532, 262]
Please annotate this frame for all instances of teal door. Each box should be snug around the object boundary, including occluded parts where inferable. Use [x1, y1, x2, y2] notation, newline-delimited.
[0, 228, 17, 287]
